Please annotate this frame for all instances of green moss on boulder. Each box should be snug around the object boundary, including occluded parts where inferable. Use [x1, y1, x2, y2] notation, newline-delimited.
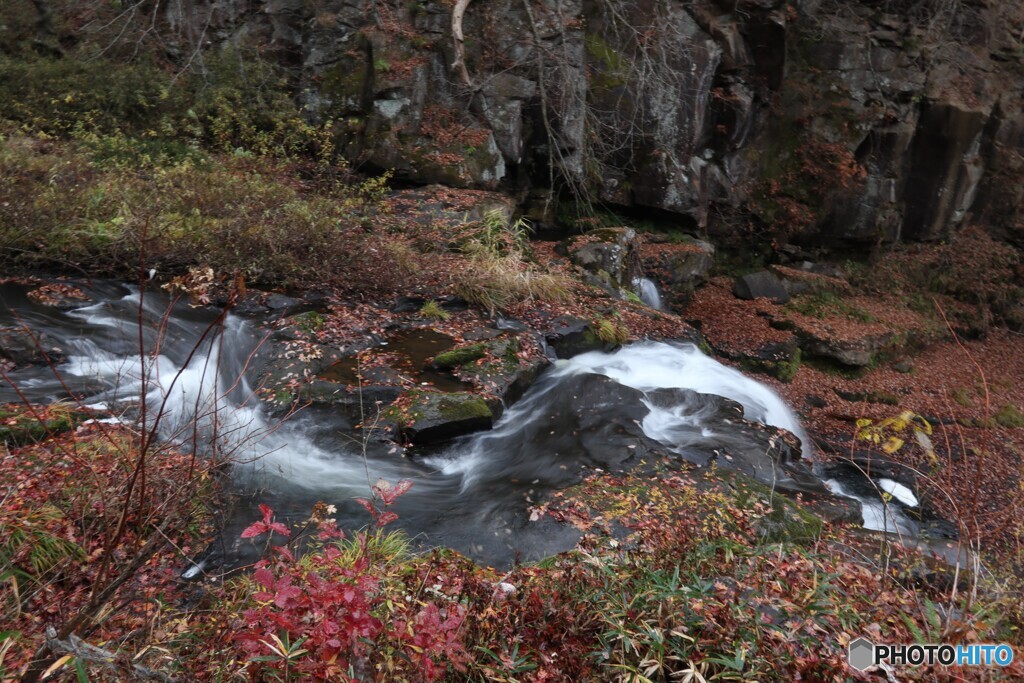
[431, 343, 487, 370]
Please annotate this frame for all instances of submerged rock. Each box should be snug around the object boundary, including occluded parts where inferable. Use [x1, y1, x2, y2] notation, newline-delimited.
[0, 326, 66, 368]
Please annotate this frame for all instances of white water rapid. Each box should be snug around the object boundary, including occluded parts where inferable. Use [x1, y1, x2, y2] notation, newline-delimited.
[0, 283, 938, 568]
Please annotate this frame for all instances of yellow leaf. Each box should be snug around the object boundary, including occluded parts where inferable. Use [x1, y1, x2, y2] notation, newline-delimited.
[882, 437, 904, 454]
[43, 655, 74, 679]
[856, 419, 873, 428]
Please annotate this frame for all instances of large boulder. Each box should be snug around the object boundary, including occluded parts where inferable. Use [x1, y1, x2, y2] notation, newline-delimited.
[561, 227, 643, 300]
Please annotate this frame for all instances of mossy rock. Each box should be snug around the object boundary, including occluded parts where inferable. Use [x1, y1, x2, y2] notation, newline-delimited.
[431, 343, 487, 370]
[0, 406, 83, 446]
[389, 390, 495, 445]
[738, 343, 801, 383]
[834, 388, 901, 406]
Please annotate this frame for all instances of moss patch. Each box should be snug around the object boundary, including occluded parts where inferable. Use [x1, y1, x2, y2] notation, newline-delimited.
[436, 395, 491, 421]
[0, 405, 83, 446]
[431, 343, 487, 370]
[743, 348, 802, 384]
[786, 291, 876, 323]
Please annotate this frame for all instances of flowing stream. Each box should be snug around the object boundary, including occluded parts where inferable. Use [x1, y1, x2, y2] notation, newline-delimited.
[0, 281, 932, 571]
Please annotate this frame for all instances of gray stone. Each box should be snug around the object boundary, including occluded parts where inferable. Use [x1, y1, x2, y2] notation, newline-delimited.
[543, 316, 612, 359]
[644, 237, 716, 308]
[0, 326, 65, 367]
[902, 103, 987, 241]
[797, 331, 893, 367]
[733, 271, 789, 303]
[563, 227, 643, 300]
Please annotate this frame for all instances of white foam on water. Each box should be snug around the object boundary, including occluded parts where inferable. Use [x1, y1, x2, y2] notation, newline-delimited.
[558, 341, 809, 448]
[434, 341, 808, 489]
[879, 478, 919, 507]
[58, 295, 372, 494]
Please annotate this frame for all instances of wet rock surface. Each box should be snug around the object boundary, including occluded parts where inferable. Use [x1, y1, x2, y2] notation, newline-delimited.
[0, 325, 65, 368]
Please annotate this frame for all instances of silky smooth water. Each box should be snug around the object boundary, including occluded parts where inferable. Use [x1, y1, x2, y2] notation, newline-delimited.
[0, 281, 927, 570]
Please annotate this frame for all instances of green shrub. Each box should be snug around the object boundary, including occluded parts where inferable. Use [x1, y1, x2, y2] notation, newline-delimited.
[0, 48, 332, 163]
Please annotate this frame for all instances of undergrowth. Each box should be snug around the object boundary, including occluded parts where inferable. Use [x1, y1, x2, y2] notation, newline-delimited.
[454, 210, 572, 313]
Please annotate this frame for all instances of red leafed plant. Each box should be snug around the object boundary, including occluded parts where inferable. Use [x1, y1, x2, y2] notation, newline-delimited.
[355, 478, 412, 528]
[236, 540, 386, 680]
[241, 503, 292, 539]
[232, 483, 470, 682]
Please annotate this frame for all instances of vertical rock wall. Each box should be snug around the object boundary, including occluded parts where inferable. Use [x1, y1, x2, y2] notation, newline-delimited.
[159, 0, 1024, 247]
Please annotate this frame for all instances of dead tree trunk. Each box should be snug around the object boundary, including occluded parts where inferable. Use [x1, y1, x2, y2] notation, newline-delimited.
[450, 0, 473, 87]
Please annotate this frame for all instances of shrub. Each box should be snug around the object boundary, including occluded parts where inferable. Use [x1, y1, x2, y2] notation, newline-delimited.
[0, 136, 392, 287]
[0, 48, 332, 163]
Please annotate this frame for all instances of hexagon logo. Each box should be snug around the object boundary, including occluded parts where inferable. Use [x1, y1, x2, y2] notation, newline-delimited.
[848, 637, 875, 671]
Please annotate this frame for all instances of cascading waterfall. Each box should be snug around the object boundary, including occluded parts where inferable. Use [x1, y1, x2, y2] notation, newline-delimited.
[0, 283, 930, 568]
[61, 292, 375, 493]
[636, 277, 663, 310]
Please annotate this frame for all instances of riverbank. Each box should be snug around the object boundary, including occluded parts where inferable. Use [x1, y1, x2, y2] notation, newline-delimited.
[2, 140, 1024, 681]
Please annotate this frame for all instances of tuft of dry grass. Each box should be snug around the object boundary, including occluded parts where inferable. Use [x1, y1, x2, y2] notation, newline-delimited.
[454, 244, 571, 313]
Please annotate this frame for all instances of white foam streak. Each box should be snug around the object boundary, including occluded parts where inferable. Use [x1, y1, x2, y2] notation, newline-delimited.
[637, 278, 663, 310]
[879, 478, 919, 507]
[554, 342, 809, 448]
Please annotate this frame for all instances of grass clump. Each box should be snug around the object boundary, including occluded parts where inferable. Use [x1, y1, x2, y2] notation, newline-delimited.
[593, 316, 630, 345]
[454, 213, 570, 313]
[419, 300, 450, 321]
[993, 404, 1024, 428]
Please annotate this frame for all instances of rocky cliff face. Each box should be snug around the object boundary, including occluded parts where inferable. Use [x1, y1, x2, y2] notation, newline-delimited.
[152, 0, 1024, 247]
